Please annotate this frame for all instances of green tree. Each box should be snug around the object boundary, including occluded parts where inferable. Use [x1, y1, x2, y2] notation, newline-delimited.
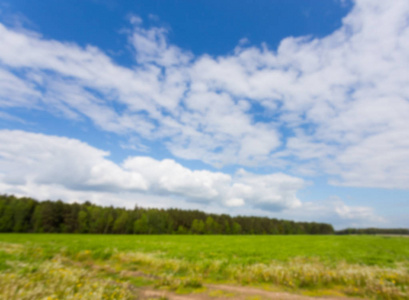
[104, 211, 114, 234]
[191, 219, 205, 234]
[224, 220, 231, 234]
[177, 225, 187, 234]
[113, 210, 129, 234]
[231, 221, 242, 234]
[78, 210, 89, 233]
[12, 197, 35, 232]
[134, 213, 149, 234]
[0, 205, 13, 232]
[62, 203, 80, 233]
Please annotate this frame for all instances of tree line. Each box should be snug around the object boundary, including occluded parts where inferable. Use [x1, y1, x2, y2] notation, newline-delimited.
[0, 194, 334, 234]
[336, 228, 409, 235]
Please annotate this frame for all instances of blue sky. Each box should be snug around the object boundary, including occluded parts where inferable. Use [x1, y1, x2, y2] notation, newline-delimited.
[0, 0, 408, 229]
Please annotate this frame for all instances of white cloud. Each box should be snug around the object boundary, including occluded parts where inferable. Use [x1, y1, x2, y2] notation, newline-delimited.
[0, 130, 304, 211]
[0, 0, 409, 190]
[278, 197, 385, 229]
[0, 129, 384, 227]
[0, 68, 40, 107]
[123, 156, 228, 202]
[232, 169, 303, 210]
[0, 130, 148, 192]
[129, 22, 193, 67]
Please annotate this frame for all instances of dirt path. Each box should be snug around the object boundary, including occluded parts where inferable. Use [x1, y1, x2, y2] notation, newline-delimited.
[63, 258, 365, 300]
[139, 284, 364, 300]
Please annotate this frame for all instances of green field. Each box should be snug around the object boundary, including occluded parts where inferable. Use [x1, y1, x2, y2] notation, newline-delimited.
[0, 234, 408, 299]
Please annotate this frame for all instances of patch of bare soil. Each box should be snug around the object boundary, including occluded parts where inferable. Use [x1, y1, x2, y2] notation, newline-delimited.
[62, 258, 365, 300]
[138, 284, 365, 300]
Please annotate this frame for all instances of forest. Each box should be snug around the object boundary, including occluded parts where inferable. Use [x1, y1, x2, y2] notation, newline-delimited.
[336, 227, 409, 235]
[0, 194, 334, 234]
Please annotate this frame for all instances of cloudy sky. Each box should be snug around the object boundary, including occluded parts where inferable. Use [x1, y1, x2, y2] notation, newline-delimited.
[0, 0, 408, 229]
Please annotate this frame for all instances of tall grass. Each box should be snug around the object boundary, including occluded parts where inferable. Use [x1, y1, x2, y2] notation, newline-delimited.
[112, 250, 409, 299]
[0, 245, 135, 300]
[0, 235, 409, 299]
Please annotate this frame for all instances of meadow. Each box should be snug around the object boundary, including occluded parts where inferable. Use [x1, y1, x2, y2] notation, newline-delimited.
[0, 234, 408, 299]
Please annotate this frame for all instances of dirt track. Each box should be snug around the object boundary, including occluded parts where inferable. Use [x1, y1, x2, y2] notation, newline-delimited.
[67, 258, 366, 299]
[139, 283, 364, 300]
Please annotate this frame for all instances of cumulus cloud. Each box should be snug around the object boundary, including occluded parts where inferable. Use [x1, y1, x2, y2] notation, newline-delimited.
[0, 130, 304, 211]
[0, 129, 382, 226]
[0, 130, 148, 192]
[274, 197, 385, 229]
[0, 0, 409, 190]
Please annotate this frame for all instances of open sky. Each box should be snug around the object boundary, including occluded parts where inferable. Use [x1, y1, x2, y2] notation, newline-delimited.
[0, 0, 408, 229]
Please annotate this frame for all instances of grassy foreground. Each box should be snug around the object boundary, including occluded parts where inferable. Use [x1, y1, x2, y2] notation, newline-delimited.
[0, 234, 408, 299]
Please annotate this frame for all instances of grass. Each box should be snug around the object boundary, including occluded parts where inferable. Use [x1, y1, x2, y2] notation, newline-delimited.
[0, 234, 408, 299]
